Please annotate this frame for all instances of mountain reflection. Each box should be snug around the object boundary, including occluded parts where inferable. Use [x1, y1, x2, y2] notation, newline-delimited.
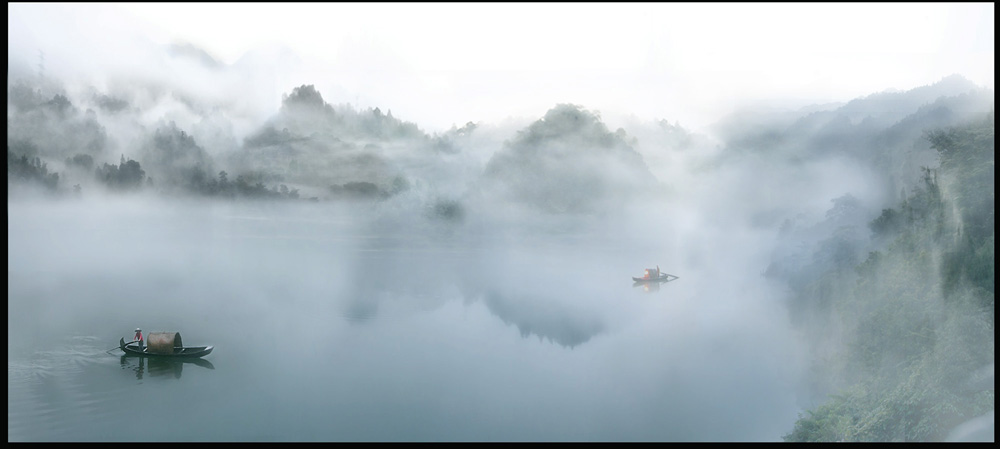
[480, 291, 605, 348]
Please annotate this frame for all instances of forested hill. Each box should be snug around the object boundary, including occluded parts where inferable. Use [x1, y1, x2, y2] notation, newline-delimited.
[5, 77, 437, 201]
[480, 103, 657, 215]
[780, 110, 994, 442]
[6, 76, 662, 216]
[714, 75, 993, 202]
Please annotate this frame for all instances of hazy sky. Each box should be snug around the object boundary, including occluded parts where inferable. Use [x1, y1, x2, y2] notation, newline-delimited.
[8, 2, 995, 133]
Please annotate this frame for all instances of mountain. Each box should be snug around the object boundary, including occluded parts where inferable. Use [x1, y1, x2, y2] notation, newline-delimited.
[712, 74, 994, 202]
[479, 104, 658, 215]
[836, 74, 981, 126]
[715, 74, 988, 152]
[166, 42, 226, 69]
[230, 84, 430, 197]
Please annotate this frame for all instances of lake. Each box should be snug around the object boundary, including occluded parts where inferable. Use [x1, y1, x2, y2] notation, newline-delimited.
[8, 194, 808, 441]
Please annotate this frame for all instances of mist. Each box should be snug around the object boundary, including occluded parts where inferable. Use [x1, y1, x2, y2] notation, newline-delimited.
[8, 3, 994, 443]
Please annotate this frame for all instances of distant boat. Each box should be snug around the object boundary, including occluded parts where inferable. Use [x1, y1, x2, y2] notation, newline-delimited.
[119, 332, 213, 358]
[632, 266, 678, 283]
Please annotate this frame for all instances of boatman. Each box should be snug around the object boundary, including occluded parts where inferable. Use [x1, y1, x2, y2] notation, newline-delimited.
[134, 328, 144, 351]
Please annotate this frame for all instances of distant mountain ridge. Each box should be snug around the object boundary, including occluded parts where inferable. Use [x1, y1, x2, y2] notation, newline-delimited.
[712, 74, 993, 202]
[166, 42, 225, 69]
[714, 74, 989, 146]
[835, 74, 982, 125]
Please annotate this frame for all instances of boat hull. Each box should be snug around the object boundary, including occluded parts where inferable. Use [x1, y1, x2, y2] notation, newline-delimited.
[120, 337, 213, 358]
[632, 274, 677, 283]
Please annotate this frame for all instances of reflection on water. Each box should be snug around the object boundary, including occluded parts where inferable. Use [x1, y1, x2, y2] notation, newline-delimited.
[481, 291, 606, 348]
[7, 336, 220, 441]
[632, 279, 679, 293]
[120, 355, 216, 380]
[8, 199, 810, 441]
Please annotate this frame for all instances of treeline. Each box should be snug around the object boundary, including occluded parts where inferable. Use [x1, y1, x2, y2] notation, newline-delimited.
[7, 144, 307, 201]
[7, 80, 423, 203]
[7, 148, 59, 192]
[783, 111, 994, 442]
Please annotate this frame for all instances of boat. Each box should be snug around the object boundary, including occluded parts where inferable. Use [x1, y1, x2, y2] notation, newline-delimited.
[632, 266, 678, 283]
[632, 273, 677, 282]
[119, 331, 213, 358]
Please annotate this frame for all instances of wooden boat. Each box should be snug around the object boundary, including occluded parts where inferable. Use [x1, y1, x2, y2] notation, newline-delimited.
[119, 331, 213, 358]
[632, 267, 678, 283]
[632, 272, 677, 283]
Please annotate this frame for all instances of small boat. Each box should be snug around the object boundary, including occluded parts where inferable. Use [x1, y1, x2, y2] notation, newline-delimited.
[632, 273, 677, 282]
[119, 331, 213, 358]
[632, 266, 678, 283]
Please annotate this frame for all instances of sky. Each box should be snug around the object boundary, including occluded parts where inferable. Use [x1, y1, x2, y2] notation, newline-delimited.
[8, 2, 996, 133]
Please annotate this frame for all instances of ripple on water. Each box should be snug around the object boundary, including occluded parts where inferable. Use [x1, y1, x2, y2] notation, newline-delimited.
[8, 339, 137, 442]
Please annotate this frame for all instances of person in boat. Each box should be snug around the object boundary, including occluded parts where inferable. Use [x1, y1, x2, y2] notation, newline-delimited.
[134, 328, 145, 351]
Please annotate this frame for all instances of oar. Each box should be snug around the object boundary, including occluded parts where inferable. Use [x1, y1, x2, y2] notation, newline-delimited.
[119, 338, 144, 350]
[106, 338, 137, 353]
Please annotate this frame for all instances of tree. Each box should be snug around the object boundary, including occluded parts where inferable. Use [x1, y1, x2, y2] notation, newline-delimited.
[7, 147, 59, 192]
[66, 153, 94, 170]
[784, 111, 995, 442]
[95, 155, 145, 191]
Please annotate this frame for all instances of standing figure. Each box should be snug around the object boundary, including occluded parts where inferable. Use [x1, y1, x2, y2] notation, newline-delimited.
[134, 328, 145, 351]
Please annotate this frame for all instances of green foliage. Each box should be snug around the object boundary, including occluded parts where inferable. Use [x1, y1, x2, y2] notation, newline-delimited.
[869, 208, 902, 240]
[95, 155, 145, 191]
[44, 94, 73, 117]
[786, 111, 995, 442]
[718, 76, 992, 203]
[65, 153, 94, 170]
[481, 104, 656, 214]
[7, 147, 59, 192]
[6, 90, 110, 161]
[8, 81, 45, 111]
[282, 84, 327, 111]
[785, 391, 862, 442]
[329, 181, 382, 200]
[789, 293, 994, 442]
[274, 84, 425, 142]
[243, 126, 300, 148]
[146, 122, 214, 181]
[929, 110, 995, 298]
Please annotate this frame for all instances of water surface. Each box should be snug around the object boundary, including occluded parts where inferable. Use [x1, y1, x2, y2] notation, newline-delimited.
[8, 196, 806, 441]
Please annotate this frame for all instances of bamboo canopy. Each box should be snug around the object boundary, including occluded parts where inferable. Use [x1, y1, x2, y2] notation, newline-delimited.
[146, 332, 183, 354]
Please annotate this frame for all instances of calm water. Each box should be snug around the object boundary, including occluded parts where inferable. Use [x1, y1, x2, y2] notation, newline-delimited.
[8, 195, 806, 441]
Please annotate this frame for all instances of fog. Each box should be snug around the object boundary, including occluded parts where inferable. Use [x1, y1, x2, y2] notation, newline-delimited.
[9, 185, 811, 441]
[8, 3, 994, 442]
[9, 4, 994, 134]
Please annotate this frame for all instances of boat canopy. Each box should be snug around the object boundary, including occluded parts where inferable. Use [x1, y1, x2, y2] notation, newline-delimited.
[146, 332, 183, 354]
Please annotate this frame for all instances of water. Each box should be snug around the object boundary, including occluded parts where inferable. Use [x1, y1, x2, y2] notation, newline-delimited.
[8, 195, 807, 441]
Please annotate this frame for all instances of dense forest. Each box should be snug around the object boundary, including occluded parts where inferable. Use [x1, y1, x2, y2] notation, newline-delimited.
[779, 111, 994, 441]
